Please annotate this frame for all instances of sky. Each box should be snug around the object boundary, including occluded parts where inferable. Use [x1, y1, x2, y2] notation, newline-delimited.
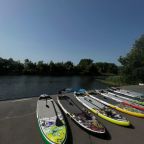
[0, 0, 144, 65]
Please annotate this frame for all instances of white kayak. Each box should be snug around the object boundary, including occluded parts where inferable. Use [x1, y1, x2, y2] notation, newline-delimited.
[36, 94, 67, 144]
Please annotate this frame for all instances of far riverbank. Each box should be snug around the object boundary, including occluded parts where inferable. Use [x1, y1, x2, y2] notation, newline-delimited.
[96, 75, 127, 86]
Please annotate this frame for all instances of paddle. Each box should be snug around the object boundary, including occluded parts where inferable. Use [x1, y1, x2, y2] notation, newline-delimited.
[46, 97, 49, 108]
[51, 100, 64, 127]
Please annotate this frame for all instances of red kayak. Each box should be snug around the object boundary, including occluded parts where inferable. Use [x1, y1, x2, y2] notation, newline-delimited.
[122, 101, 144, 111]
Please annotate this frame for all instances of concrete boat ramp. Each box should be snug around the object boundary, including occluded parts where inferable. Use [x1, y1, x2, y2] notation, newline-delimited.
[0, 90, 144, 144]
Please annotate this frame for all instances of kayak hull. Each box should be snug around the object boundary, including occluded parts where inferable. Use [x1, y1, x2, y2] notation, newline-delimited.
[122, 101, 144, 111]
[75, 93, 130, 127]
[57, 96, 105, 134]
[37, 118, 52, 144]
[95, 90, 144, 118]
[36, 95, 67, 144]
[134, 101, 144, 106]
[90, 108, 130, 126]
[109, 104, 144, 118]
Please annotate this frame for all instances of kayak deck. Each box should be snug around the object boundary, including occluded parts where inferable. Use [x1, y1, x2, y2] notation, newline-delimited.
[90, 92, 119, 106]
[58, 96, 82, 114]
[115, 89, 143, 97]
[37, 98, 61, 119]
[80, 96, 125, 120]
[103, 90, 144, 111]
[37, 95, 66, 144]
[108, 89, 144, 106]
[58, 95, 105, 133]
[108, 89, 141, 101]
[75, 93, 129, 126]
[91, 91, 144, 117]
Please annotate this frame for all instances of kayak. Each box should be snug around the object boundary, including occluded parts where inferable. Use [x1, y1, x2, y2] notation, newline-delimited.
[110, 87, 144, 98]
[57, 95, 105, 134]
[74, 91, 130, 126]
[106, 89, 144, 111]
[122, 101, 144, 111]
[108, 88, 144, 106]
[91, 90, 144, 118]
[36, 94, 67, 144]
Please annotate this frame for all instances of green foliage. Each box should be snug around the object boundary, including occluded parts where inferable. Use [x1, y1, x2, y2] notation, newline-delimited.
[64, 61, 75, 75]
[0, 58, 24, 74]
[0, 57, 118, 76]
[77, 59, 94, 75]
[119, 34, 144, 83]
[37, 61, 49, 75]
[96, 75, 127, 86]
[23, 59, 37, 74]
[132, 67, 144, 83]
[78, 59, 93, 67]
[96, 62, 118, 74]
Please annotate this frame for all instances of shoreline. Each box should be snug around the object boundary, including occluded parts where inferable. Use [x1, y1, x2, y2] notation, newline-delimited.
[0, 96, 39, 102]
[0, 85, 143, 102]
[96, 75, 127, 87]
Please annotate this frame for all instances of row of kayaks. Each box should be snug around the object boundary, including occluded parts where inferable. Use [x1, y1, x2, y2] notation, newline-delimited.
[107, 87, 144, 106]
[36, 88, 144, 144]
[92, 91, 144, 117]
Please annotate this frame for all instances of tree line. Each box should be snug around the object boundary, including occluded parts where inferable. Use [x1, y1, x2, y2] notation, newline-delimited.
[1, 34, 144, 84]
[0, 58, 118, 76]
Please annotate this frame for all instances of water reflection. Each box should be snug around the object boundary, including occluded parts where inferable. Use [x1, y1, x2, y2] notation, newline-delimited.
[0, 76, 108, 100]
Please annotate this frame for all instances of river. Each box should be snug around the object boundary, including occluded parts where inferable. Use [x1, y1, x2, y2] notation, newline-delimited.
[0, 76, 108, 100]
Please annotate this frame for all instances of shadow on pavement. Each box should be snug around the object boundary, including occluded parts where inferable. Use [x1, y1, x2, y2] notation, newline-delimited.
[87, 126, 111, 140]
[127, 123, 135, 129]
[56, 101, 73, 144]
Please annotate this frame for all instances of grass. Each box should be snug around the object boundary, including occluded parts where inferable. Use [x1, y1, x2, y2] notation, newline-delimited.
[96, 75, 127, 86]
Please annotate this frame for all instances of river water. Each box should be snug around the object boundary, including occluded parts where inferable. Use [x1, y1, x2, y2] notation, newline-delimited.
[0, 76, 108, 100]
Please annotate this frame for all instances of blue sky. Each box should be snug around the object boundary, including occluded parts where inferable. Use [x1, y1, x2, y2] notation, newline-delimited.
[0, 0, 144, 64]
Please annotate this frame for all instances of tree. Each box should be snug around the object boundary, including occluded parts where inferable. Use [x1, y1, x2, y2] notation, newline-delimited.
[64, 61, 74, 75]
[49, 61, 56, 75]
[0, 57, 118, 76]
[118, 34, 144, 83]
[36, 61, 49, 75]
[89, 63, 99, 75]
[77, 59, 93, 75]
[95, 62, 118, 74]
[54, 62, 65, 75]
[23, 59, 37, 74]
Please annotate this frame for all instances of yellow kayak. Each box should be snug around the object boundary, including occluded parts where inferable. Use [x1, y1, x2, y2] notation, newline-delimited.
[90, 108, 130, 126]
[90, 90, 144, 118]
[110, 104, 144, 118]
[74, 92, 130, 127]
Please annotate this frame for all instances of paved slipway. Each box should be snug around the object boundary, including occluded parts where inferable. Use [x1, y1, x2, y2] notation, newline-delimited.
[0, 86, 144, 144]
